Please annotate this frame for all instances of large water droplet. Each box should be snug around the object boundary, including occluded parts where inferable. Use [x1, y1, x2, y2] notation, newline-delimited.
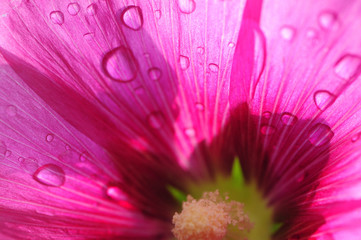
[50, 11, 64, 25]
[281, 112, 298, 126]
[208, 63, 219, 73]
[148, 67, 162, 81]
[33, 164, 65, 187]
[46, 134, 54, 142]
[195, 103, 204, 111]
[314, 90, 336, 111]
[67, 2, 80, 16]
[179, 55, 190, 70]
[6, 105, 17, 117]
[147, 112, 164, 129]
[308, 123, 334, 147]
[106, 185, 127, 201]
[121, 6, 143, 30]
[102, 47, 138, 82]
[334, 54, 361, 81]
[261, 125, 276, 135]
[178, 0, 196, 14]
[318, 11, 339, 30]
[87, 3, 97, 16]
[280, 26, 296, 41]
[20, 158, 39, 174]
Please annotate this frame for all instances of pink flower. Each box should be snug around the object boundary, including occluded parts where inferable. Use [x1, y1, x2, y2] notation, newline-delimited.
[0, 0, 361, 239]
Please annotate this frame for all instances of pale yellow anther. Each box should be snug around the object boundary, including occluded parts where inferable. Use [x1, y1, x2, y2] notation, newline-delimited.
[172, 190, 252, 240]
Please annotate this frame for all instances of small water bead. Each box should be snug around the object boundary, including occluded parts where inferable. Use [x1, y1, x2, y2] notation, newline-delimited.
[184, 128, 196, 137]
[45, 134, 54, 142]
[79, 152, 88, 162]
[306, 28, 318, 39]
[50, 11, 64, 25]
[313, 90, 336, 111]
[228, 42, 235, 48]
[262, 111, 272, 119]
[102, 47, 138, 82]
[6, 105, 17, 117]
[148, 67, 162, 81]
[208, 63, 219, 73]
[318, 11, 339, 30]
[67, 2, 80, 16]
[197, 47, 205, 55]
[195, 103, 204, 111]
[178, 0, 196, 14]
[121, 6, 143, 30]
[280, 26, 296, 41]
[33, 164, 65, 187]
[20, 157, 39, 174]
[154, 10, 162, 20]
[147, 112, 165, 129]
[260, 125, 276, 135]
[83, 32, 94, 41]
[334, 54, 361, 81]
[5, 150, 11, 157]
[351, 133, 361, 142]
[87, 3, 97, 16]
[308, 123, 334, 147]
[281, 112, 298, 126]
[106, 185, 127, 201]
[179, 55, 190, 70]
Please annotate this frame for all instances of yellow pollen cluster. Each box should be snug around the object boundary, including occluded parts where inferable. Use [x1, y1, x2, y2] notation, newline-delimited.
[172, 190, 252, 240]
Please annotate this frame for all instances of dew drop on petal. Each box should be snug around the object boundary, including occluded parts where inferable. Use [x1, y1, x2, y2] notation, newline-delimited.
[87, 3, 97, 16]
[20, 157, 39, 174]
[67, 2, 80, 16]
[228, 42, 235, 48]
[121, 6, 143, 30]
[209, 63, 219, 73]
[45, 134, 54, 142]
[148, 67, 162, 81]
[6, 105, 17, 116]
[351, 133, 360, 142]
[281, 112, 298, 126]
[102, 47, 138, 82]
[261, 125, 276, 135]
[50, 11, 64, 25]
[195, 103, 204, 111]
[314, 90, 336, 111]
[308, 123, 334, 147]
[147, 112, 164, 129]
[184, 128, 196, 137]
[334, 54, 361, 81]
[79, 152, 88, 162]
[179, 55, 190, 70]
[154, 10, 161, 20]
[5, 150, 11, 157]
[33, 164, 65, 187]
[197, 47, 205, 55]
[318, 11, 339, 30]
[106, 185, 127, 201]
[262, 111, 272, 119]
[178, 0, 196, 14]
[280, 26, 296, 41]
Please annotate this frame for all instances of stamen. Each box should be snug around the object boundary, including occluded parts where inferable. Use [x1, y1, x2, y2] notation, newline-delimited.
[172, 190, 253, 240]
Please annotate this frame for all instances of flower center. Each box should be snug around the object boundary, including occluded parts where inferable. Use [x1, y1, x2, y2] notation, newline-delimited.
[172, 190, 252, 240]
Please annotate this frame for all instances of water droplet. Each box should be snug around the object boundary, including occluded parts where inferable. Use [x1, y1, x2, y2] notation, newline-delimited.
[197, 47, 204, 55]
[178, 0, 196, 14]
[280, 26, 296, 41]
[87, 3, 97, 16]
[46, 134, 54, 142]
[185, 128, 196, 137]
[121, 6, 143, 30]
[318, 11, 339, 30]
[195, 103, 204, 111]
[6, 105, 17, 116]
[308, 123, 334, 147]
[65, 145, 71, 151]
[314, 90, 336, 111]
[5, 150, 11, 157]
[261, 125, 276, 135]
[334, 54, 361, 81]
[67, 2, 80, 16]
[147, 112, 164, 129]
[134, 86, 145, 95]
[262, 111, 272, 119]
[83, 32, 94, 40]
[179, 55, 190, 70]
[154, 10, 162, 20]
[351, 133, 360, 142]
[148, 67, 162, 81]
[33, 164, 65, 187]
[209, 63, 219, 73]
[228, 42, 235, 48]
[79, 152, 88, 162]
[20, 158, 39, 174]
[50, 11, 64, 25]
[281, 112, 298, 126]
[106, 185, 127, 201]
[102, 47, 138, 82]
[306, 28, 318, 39]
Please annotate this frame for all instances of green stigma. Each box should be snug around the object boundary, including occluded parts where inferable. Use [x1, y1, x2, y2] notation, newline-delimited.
[169, 158, 281, 240]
